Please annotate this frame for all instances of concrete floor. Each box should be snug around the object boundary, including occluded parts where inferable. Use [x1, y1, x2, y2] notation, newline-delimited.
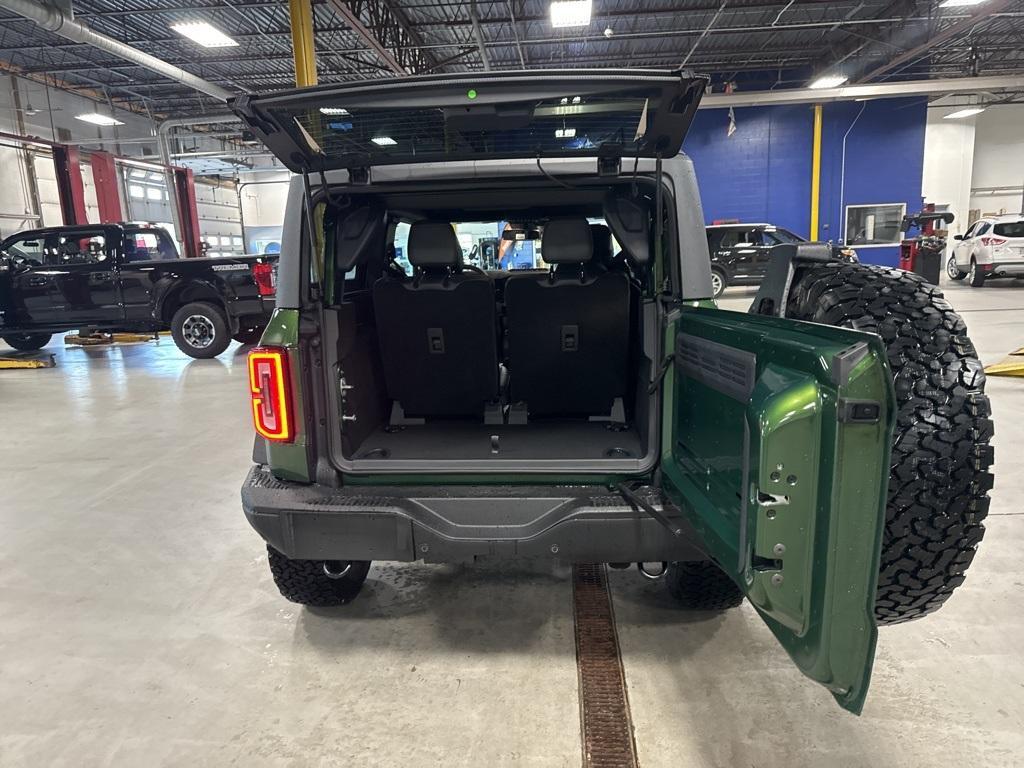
[2, 278, 1023, 767]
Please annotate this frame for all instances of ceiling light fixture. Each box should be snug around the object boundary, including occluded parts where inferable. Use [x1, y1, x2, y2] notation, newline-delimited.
[371, 136, 397, 146]
[808, 74, 848, 89]
[550, 0, 592, 28]
[944, 106, 986, 119]
[75, 113, 124, 126]
[320, 107, 350, 116]
[940, 0, 987, 6]
[171, 21, 239, 48]
[555, 127, 576, 138]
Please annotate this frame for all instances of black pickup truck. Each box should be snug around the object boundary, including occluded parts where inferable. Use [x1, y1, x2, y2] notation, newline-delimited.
[0, 223, 276, 358]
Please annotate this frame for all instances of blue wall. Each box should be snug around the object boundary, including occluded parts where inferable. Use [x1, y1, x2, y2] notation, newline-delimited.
[686, 105, 812, 238]
[684, 97, 927, 267]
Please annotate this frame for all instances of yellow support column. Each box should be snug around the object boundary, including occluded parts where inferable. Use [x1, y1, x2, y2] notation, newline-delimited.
[810, 104, 823, 241]
[289, 0, 318, 87]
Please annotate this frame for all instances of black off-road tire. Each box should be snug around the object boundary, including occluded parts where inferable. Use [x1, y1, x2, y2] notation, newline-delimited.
[267, 546, 372, 607]
[170, 301, 231, 359]
[2, 332, 51, 351]
[665, 561, 745, 611]
[785, 263, 993, 625]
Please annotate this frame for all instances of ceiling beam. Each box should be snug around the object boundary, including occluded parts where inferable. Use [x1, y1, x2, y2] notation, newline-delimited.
[702, 73, 1024, 107]
[324, 0, 437, 75]
[857, 0, 1015, 81]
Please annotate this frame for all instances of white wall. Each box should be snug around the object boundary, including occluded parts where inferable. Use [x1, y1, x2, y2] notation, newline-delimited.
[970, 103, 1024, 217]
[922, 104, 976, 237]
[239, 172, 290, 227]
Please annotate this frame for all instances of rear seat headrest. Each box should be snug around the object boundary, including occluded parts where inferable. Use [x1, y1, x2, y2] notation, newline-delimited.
[408, 221, 461, 267]
[589, 223, 613, 265]
[542, 218, 593, 264]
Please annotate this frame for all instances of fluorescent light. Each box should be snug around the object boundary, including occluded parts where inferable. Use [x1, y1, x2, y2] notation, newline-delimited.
[371, 136, 397, 146]
[551, 0, 592, 28]
[320, 107, 350, 116]
[75, 113, 124, 126]
[171, 21, 238, 48]
[940, 0, 986, 6]
[944, 107, 986, 119]
[809, 74, 848, 89]
[555, 127, 576, 138]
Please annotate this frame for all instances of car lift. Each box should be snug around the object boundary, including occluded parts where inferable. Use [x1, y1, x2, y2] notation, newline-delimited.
[0, 354, 55, 370]
[984, 347, 1024, 378]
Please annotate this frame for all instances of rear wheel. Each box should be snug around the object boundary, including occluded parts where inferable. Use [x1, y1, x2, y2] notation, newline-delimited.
[170, 301, 230, 359]
[785, 263, 993, 624]
[664, 561, 744, 611]
[710, 268, 727, 298]
[947, 255, 967, 281]
[2, 332, 51, 351]
[267, 546, 372, 606]
[968, 259, 986, 287]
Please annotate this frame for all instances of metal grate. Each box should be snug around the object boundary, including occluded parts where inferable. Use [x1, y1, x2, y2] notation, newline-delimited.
[573, 563, 639, 768]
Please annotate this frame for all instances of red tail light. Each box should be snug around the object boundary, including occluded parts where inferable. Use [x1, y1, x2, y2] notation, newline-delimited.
[980, 236, 1007, 247]
[247, 347, 294, 442]
[252, 262, 276, 296]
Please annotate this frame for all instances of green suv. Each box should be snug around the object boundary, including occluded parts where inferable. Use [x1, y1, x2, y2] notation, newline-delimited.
[233, 70, 993, 714]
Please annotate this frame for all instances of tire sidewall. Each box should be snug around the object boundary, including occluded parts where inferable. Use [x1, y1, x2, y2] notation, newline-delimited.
[2, 332, 52, 351]
[710, 269, 726, 298]
[969, 259, 985, 287]
[170, 301, 230, 359]
[947, 256, 966, 281]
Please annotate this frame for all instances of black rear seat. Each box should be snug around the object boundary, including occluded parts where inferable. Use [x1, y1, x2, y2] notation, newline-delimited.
[372, 221, 499, 418]
[504, 218, 631, 418]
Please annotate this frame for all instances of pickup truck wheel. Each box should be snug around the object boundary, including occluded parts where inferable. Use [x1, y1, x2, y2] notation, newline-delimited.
[170, 301, 230, 359]
[785, 263, 993, 625]
[2, 332, 51, 351]
[267, 546, 372, 606]
[664, 561, 744, 611]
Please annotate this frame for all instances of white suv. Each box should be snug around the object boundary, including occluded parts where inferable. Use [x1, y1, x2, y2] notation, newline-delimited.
[949, 214, 1024, 286]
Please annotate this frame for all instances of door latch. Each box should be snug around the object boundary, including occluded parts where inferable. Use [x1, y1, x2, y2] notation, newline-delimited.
[338, 371, 357, 423]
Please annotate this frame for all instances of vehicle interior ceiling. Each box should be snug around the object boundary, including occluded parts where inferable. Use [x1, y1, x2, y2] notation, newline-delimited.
[318, 176, 668, 467]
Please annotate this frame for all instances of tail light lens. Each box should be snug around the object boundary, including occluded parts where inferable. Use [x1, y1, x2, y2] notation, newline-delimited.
[980, 236, 1008, 247]
[247, 347, 294, 442]
[252, 262, 276, 296]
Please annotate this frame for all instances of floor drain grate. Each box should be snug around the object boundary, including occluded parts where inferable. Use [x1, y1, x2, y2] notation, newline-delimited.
[573, 563, 639, 768]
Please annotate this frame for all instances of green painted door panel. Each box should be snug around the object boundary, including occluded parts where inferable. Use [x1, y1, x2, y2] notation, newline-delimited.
[660, 306, 895, 714]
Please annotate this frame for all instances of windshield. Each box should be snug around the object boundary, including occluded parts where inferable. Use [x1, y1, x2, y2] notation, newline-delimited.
[393, 218, 619, 273]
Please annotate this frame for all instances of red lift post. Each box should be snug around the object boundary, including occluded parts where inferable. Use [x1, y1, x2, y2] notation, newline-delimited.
[172, 166, 203, 258]
[89, 151, 123, 224]
[52, 144, 88, 226]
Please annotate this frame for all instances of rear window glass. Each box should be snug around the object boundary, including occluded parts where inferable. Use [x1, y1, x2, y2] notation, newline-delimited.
[994, 222, 1024, 238]
[291, 94, 649, 168]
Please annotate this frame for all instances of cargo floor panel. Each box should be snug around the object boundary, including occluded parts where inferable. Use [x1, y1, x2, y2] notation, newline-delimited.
[351, 421, 643, 462]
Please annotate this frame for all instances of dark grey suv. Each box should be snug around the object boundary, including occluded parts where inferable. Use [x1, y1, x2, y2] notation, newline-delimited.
[706, 223, 856, 297]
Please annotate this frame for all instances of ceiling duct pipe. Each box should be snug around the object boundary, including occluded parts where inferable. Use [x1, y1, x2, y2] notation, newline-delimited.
[0, 0, 234, 102]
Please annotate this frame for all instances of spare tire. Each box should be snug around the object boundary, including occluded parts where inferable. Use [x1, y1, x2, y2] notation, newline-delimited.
[785, 263, 993, 625]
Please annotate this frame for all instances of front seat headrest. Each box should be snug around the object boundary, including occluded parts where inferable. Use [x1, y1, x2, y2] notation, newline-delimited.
[542, 218, 593, 264]
[408, 221, 461, 268]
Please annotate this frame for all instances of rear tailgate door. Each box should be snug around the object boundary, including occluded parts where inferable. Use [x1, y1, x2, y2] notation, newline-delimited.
[230, 69, 707, 173]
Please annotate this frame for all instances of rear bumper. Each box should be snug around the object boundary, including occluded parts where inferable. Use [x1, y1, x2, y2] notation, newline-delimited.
[981, 260, 1024, 275]
[241, 465, 705, 563]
